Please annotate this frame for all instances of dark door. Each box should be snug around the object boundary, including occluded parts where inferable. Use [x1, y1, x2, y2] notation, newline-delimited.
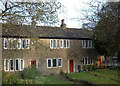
[31, 60, 36, 68]
[69, 60, 74, 73]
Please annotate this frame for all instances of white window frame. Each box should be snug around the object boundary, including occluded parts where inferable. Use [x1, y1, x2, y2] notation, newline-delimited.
[4, 38, 8, 49]
[64, 40, 67, 48]
[67, 40, 70, 48]
[57, 40, 60, 49]
[58, 58, 62, 67]
[82, 40, 86, 48]
[60, 40, 63, 48]
[8, 38, 12, 49]
[10, 59, 14, 71]
[20, 59, 24, 71]
[53, 40, 56, 49]
[22, 39, 26, 49]
[52, 58, 57, 68]
[91, 57, 94, 65]
[82, 57, 85, 65]
[4, 59, 9, 72]
[15, 59, 19, 71]
[17, 39, 21, 49]
[50, 39, 53, 49]
[26, 39, 30, 49]
[47, 58, 52, 68]
[12, 38, 17, 49]
[89, 40, 92, 48]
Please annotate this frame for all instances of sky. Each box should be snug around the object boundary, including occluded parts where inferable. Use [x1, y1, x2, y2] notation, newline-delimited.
[0, 0, 119, 28]
[58, 0, 91, 28]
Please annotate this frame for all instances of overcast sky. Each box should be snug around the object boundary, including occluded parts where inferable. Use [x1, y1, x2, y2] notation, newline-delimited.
[58, 0, 91, 28]
[0, 0, 119, 28]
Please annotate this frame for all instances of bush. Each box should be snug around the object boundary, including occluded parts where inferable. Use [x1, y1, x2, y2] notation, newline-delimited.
[21, 66, 41, 79]
[87, 65, 93, 71]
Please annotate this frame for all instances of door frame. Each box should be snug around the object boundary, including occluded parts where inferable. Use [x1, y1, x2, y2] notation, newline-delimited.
[68, 59, 75, 73]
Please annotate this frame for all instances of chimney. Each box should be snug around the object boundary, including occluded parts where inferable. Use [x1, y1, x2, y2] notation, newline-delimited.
[31, 16, 36, 27]
[60, 19, 66, 29]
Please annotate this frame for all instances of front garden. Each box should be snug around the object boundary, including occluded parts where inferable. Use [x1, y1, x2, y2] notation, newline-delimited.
[2, 65, 120, 85]
[68, 69, 120, 84]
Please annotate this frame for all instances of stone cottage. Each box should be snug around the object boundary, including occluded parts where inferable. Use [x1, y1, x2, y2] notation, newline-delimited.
[1, 20, 99, 75]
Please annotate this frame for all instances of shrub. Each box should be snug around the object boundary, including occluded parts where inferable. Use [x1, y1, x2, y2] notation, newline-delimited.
[21, 66, 41, 79]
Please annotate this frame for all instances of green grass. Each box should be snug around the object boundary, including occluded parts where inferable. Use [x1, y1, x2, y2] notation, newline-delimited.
[89, 69, 120, 81]
[44, 75, 73, 84]
[68, 70, 120, 84]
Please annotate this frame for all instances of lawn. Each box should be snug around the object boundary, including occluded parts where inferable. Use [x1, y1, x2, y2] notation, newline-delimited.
[68, 69, 120, 84]
[2, 72, 73, 84]
[44, 75, 73, 84]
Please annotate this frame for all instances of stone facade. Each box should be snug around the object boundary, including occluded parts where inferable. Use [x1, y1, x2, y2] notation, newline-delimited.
[1, 23, 99, 75]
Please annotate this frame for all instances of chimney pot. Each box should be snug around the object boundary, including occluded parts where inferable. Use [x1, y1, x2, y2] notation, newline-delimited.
[61, 19, 66, 29]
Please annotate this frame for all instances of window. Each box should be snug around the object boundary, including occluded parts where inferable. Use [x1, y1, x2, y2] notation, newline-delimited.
[4, 59, 9, 71]
[89, 40, 92, 48]
[91, 57, 94, 65]
[85, 57, 88, 65]
[92, 41, 94, 48]
[4, 59, 24, 72]
[88, 57, 91, 64]
[60, 40, 63, 48]
[47, 59, 52, 68]
[67, 40, 70, 48]
[57, 40, 60, 49]
[4, 38, 9, 49]
[8, 38, 12, 49]
[64, 40, 67, 48]
[53, 58, 57, 68]
[22, 39, 26, 49]
[10, 59, 14, 71]
[50, 39, 53, 49]
[26, 39, 30, 49]
[86, 40, 88, 48]
[82, 57, 85, 65]
[15, 59, 19, 71]
[17, 39, 21, 49]
[12, 38, 17, 49]
[20, 59, 24, 71]
[58, 58, 62, 67]
[53, 40, 56, 49]
[82, 40, 93, 48]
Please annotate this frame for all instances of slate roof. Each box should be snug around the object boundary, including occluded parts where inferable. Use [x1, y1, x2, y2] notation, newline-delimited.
[1, 24, 93, 39]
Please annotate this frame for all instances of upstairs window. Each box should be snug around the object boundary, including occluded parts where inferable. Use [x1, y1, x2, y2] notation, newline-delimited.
[67, 40, 70, 48]
[60, 40, 63, 48]
[53, 40, 56, 49]
[22, 39, 26, 49]
[82, 40, 93, 48]
[12, 38, 17, 49]
[4, 38, 9, 49]
[86, 40, 88, 48]
[64, 40, 67, 48]
[57, 40, 60, 49]
[3, 38, 30, 49]
[26, 39, 30, 49]
[50, 39, 70, 49]
[17, 39, 21, 49]
[50, 39, 53, 49]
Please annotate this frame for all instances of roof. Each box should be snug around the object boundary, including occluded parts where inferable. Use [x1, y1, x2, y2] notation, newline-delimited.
[1, 24, 93, 39]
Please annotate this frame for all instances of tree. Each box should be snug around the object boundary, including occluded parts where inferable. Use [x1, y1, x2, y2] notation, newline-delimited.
[0, 0, 62, 26]
[94, 2, 120, 57]
[82, 1, 120, 58]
